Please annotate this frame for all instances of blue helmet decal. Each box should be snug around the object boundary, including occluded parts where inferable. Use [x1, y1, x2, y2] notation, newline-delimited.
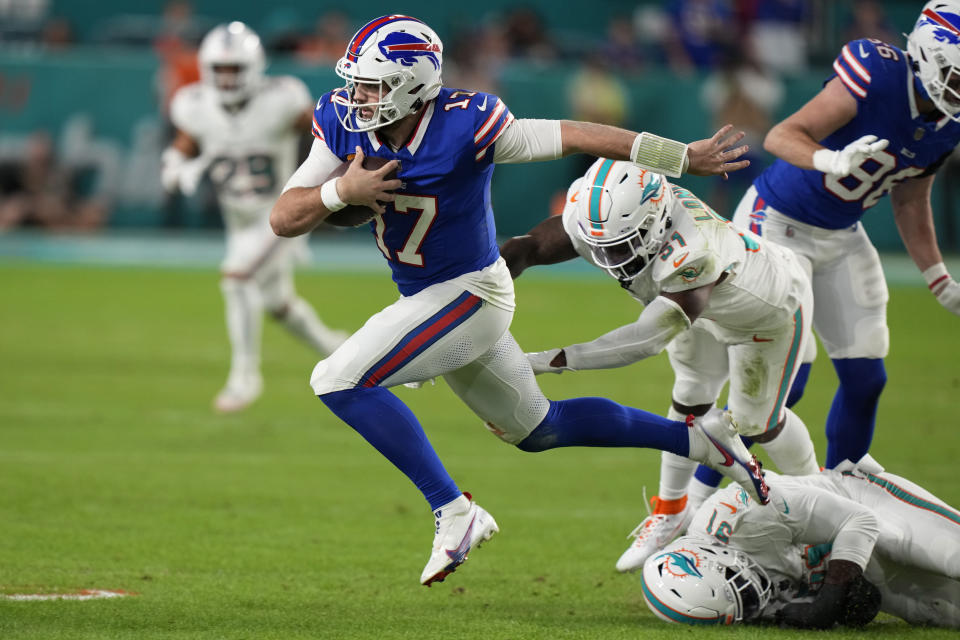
[378, 31, 441, 70]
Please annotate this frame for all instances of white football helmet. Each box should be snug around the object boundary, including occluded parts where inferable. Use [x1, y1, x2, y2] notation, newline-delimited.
[907, 1, 960, 121]
[198, 21, 266, 106]
[334, 15, 443, 132]
[574, 159, 671, 282]
[641, 537, 772, 625]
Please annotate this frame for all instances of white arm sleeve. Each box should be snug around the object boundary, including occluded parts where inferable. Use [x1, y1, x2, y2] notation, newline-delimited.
[492, 118, 562, 164]
[281, 137, 343, 193]
[785, 485, 880, 569]
[563, 296, 691, 370]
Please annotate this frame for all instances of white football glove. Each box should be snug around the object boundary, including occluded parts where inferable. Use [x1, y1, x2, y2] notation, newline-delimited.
[923, 262, 960, 316]
[160, 147, 208, 197]
[526, 349, 567, 375]
[812, 135, 889, 178]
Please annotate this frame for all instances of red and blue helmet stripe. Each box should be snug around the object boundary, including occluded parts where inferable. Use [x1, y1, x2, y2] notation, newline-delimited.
[346, 14, 425, 61]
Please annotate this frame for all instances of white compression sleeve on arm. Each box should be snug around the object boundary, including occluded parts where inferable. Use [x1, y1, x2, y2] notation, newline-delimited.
[563, 296, 691, 370]
[282, 137, 343, 193]
[492, 119, 563, 163]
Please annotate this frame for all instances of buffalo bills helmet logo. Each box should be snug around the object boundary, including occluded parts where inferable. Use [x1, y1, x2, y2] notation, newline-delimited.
[378, 31, 441, 70]
[920, 9, 960, 44]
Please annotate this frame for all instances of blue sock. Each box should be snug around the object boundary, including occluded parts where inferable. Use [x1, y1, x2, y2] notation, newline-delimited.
[825, 358, 886, 469]
[319, 387, 461, 510]
[786, 362, 812, 408]
[517, 398, 689, 455]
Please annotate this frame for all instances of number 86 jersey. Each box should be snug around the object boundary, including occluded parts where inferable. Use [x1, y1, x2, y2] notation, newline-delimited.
[754, 38, 960, 230]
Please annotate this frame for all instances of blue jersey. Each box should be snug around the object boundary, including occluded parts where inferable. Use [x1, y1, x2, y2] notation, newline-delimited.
[754, 38, 960, 230]
[312, 87, 514, 296]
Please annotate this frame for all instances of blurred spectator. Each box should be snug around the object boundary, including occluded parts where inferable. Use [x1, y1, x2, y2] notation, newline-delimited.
[603, 14, 644, 75]
[503, 7, 557, 63]
[662, 0, 739, 73]
[568, 54, 629, 127]
[0, 130, 107, 231]
[700, 43, 783, 215]
[842, 0, 899, 45]
[260, 8, 303, 55]
[39, 16, 74, 50]
[445, 23, 509, 94]
[297, 10, 351, 63]
[154, 0, 201, 118]
[745, 0, 811, 74]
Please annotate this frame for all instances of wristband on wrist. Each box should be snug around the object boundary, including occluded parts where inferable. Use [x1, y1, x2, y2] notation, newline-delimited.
[320, 178, 346, 212]
[630, 132, 688, 178]
[812, 148, 837, 174]
[922, 261, 951, 296]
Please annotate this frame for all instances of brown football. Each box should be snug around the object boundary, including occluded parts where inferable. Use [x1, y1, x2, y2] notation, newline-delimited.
[322, 155, 399, 227]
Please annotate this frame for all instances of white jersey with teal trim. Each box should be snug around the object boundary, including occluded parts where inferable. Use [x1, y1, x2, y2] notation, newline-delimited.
[561, 181, 806, 338]
[170, 76, 312, 227]
[686, 461, 960, 627]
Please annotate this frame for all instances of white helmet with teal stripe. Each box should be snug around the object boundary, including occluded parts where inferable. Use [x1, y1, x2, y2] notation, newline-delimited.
[574, 158, 672, 282]
[641, 537, 771, 625]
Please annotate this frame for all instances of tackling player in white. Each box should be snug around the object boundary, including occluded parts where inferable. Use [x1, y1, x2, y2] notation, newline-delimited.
[642, 456, 960, 629]
[501, 160, 820, 572]
[161, 22, 346, 412]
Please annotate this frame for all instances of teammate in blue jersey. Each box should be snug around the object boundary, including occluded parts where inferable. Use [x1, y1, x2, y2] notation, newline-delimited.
[686, 2, 960, 487]
[269, 14, 764, 586]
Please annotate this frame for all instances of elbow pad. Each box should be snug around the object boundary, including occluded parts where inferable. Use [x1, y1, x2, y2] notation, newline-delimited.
[564, 296, 691, 370]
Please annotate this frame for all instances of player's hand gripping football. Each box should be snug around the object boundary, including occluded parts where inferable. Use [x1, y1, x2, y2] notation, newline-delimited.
[337, 146, 402, 215]
[684, 125, 750, 178]
[812, 134, 889, 178]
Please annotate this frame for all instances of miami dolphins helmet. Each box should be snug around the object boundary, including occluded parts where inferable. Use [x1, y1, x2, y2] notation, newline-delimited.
[641, 537, 772, 625]
[573, 159, 672, 282]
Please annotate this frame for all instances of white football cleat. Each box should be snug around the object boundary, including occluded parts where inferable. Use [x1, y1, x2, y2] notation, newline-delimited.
[690, 408, 769, 505]
[420, 492, 498, 586]
[213, 374, 263, 413]
[616, 500, 691, 573]
[616, 512, 688, 573]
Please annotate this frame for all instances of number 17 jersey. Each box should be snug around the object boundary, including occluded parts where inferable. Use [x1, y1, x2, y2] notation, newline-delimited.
[754, 38, 960, 230]
[313, 87, 515, 296]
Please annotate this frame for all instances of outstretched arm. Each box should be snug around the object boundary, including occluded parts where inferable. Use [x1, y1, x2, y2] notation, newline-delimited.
[499, 215, 579, 279]
[526, 281, 718, 374]
[560, 121, 749, 178]
[891, 175, 960, 316]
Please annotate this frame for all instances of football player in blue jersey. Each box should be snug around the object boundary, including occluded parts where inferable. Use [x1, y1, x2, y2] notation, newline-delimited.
[269, 14, 762, 586]
[683, 2, 960, 494]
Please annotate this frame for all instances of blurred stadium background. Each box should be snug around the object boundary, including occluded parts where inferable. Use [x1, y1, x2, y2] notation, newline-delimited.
[2, 2, 960, 638]
[1, 0, 958, 250]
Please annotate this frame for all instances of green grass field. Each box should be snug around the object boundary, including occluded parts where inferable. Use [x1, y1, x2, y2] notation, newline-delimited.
[1, 262, 958, 639]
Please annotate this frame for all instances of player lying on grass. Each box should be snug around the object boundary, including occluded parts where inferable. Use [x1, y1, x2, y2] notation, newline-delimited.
[269, 14, 766, 586]
[500, 160, 819, 573]
[641, 455, 960, 629]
